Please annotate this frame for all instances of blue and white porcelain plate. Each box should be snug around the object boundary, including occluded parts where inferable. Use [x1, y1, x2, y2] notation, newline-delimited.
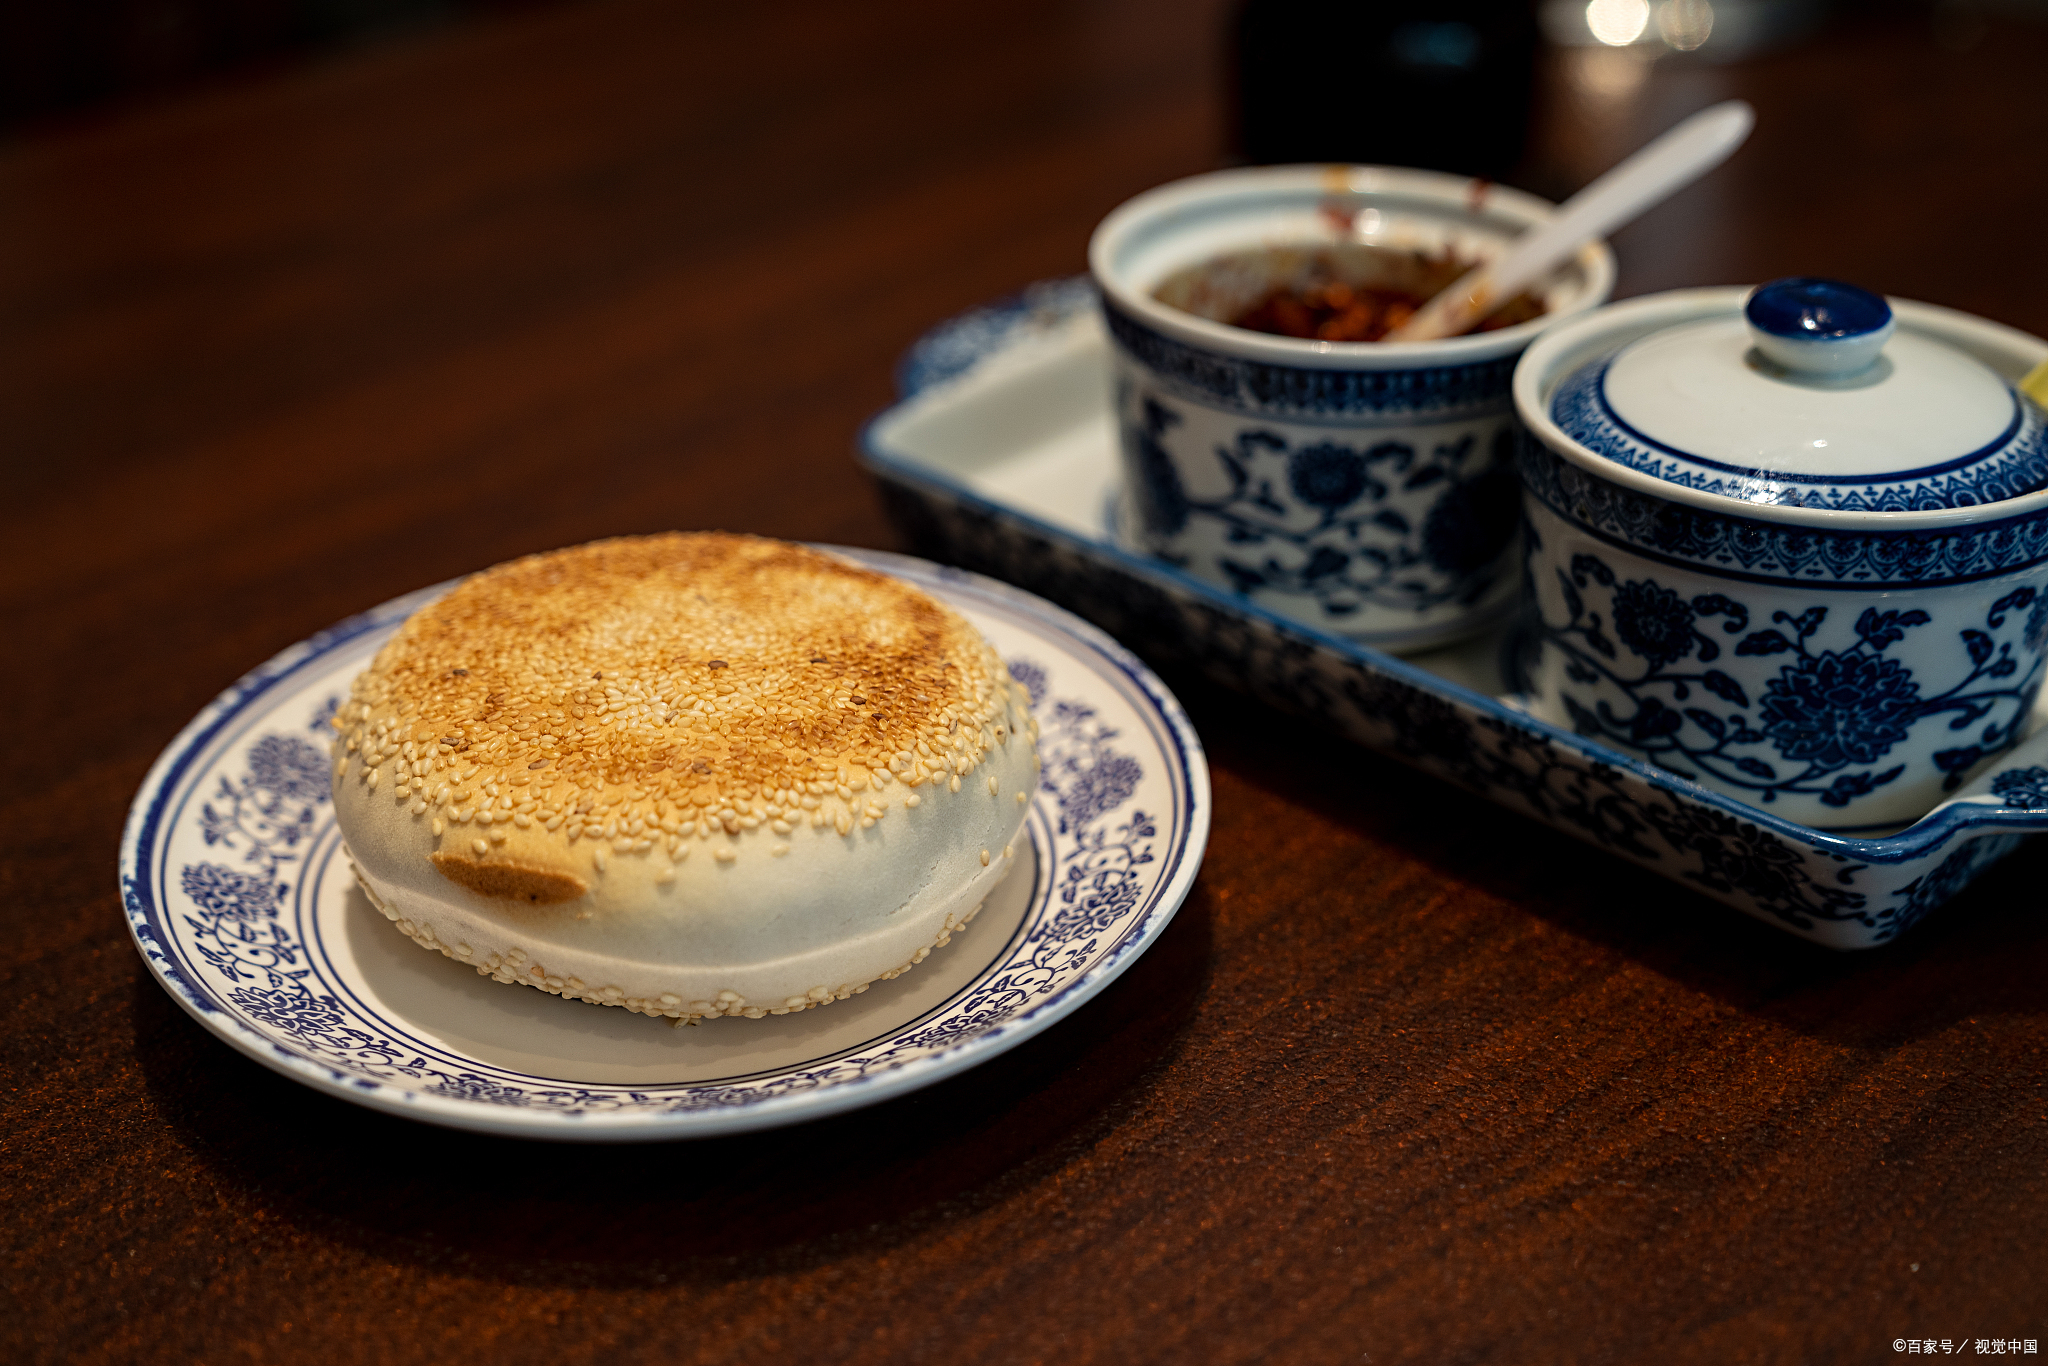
[120, 550, 1210, 1140]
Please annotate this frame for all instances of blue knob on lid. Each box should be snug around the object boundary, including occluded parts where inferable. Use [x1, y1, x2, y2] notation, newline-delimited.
[1744, 277, 1895, 377]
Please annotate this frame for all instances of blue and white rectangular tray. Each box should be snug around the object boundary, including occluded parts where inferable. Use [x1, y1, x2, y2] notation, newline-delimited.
[859, 280, 2048, 949]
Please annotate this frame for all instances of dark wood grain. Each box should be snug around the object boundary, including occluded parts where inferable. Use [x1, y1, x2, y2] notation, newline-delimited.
[4, 3, 2045, 1362]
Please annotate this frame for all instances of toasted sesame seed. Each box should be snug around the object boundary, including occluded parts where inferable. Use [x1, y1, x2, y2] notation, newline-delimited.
[334, 535, 1031, 894]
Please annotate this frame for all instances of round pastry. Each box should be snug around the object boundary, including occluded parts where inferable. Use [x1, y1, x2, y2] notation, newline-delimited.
[329, 533, 1039, 1022]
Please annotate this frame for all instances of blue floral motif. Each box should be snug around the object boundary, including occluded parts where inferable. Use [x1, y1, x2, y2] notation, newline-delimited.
[307, 693, 343, 737]
[859, 289, 2048, 948]
[1883, 835, 2024, 939]
[1059, 749, 1142, 832]
[1128, 398, 1191, 539]
[1538, 553, 2044, 807]
[1611, 579, 1703, 670]
[230, 986, 345, 1038]
[1013, 654, 1152, 957]
[198, 729, 329, 880]
[871, 468, 2048, 940]
[1638, 802, 1869, 927]
[1330, 652, 1882, 930]
[248, 733, 331, 803]
[1039, 699, 1144, 834]
[426, 1073, 548, 1108]
[178, 729, 340, 989]
[1288, 442, 1371, 510]
[148, 666, 1171, 1119]
[180, 863, 280, 922]
[1026, 696, 1154, 953]
[1990, 765, 2048, 808]
[1134, 406, 1515, 618]
[1007, 657, 1049, 708]
[1757, 650, 1919, 767]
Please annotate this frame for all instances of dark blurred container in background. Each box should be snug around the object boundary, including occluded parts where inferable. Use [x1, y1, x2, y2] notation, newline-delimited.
[0, 0, 543, 130]
[1231, 0, 1542, 177]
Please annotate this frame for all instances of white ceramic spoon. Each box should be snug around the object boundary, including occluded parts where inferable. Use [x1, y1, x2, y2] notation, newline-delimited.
[1384, 99, 1756, 343]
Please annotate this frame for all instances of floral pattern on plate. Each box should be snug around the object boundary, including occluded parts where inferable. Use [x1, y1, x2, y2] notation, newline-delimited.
[120, 552, 1209, 1139]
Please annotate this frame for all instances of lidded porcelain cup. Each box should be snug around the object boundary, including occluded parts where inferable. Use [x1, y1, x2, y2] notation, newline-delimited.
[1090, 165, 1615, 652]
[1512, 278, 2048, 829]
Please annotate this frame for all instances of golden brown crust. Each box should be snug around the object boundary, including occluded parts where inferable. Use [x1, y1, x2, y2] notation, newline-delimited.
[354, 533, 995, 795]
[332, 533, 1025, 900]
[362, 533, 987, 795]
[427, 852, 589, 904]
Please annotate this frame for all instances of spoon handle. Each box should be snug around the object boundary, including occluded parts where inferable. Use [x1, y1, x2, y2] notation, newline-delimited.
[2023, 358, 2048, 406]
[1386, 100, 1756, 343]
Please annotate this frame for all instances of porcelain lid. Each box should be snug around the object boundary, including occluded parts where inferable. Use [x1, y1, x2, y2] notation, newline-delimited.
[1550, 278, 2048, 510]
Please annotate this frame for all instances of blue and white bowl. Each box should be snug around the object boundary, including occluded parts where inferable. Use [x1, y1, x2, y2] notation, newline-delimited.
[1089, 165, 1615, 653]
[1512, 281, 2048, 830]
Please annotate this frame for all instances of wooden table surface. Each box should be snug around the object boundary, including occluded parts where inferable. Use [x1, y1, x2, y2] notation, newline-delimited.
[5, 2, 2045, 1361]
